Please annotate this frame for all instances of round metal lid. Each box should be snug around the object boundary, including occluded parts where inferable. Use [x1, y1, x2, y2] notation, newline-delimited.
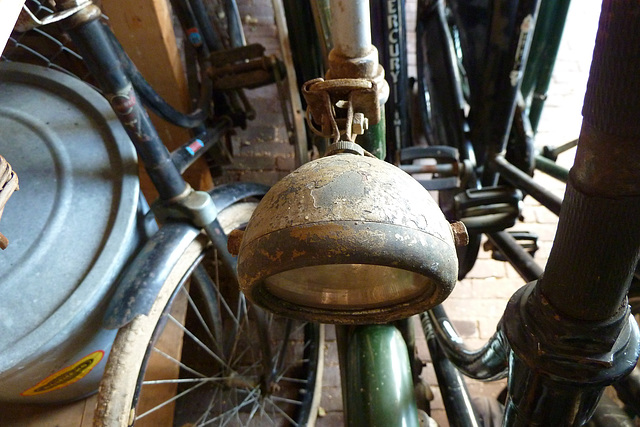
[0, 63, 140, 365]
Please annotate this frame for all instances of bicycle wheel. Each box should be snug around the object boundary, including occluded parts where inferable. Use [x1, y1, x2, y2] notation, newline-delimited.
[94, 202, 323, 426]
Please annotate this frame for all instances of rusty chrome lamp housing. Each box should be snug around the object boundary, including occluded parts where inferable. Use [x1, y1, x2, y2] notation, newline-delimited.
[236, 152, 459, 324]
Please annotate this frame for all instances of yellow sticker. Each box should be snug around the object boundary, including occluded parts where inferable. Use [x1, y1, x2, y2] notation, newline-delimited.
[21, 350, 104, 396]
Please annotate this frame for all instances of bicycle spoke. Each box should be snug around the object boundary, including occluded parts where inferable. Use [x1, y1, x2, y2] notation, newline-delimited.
[226, 298, 251, 366]
[142, 377, 222, 385]
[265, 396, 298, 426]
[228, 342, 253, 368]
[273, 318, 293, 375]
[167, 313, 232, 371]
[212, 254, 240, 327]
[195, 384, 222, 426]
[180, 281, 216, 344]
[232, 359, 262, 380]
[202, 386, 261, 426]
[246, 398, 261, 423]
[271, 395, 304, 406]
[150, 345, 208, 379]
[278, 376, 309, 385]
[137, 379, 207, 420]
[257, 401, 276, 425]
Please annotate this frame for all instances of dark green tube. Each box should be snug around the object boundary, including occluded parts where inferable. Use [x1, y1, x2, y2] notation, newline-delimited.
[338, 324, 419, 427]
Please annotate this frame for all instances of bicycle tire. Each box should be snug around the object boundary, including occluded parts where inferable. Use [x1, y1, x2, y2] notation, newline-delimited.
[94, 202, 323, 426]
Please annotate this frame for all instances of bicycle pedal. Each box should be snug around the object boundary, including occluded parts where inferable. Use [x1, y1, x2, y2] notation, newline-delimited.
[208, 43, 285, 90]
[399, 146, 461, 191]
[454, 186, 523, 233]
[483, 231, 539, 261]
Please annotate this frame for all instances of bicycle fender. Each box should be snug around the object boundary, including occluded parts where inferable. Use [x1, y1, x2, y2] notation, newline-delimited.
[103, 182, 268, 330]
[343, 325, 420, 426]
[103, 222, 201, 330]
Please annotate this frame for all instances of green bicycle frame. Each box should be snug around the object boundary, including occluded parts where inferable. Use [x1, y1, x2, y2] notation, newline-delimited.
[359, 110, 387, 160]
[337, 324, 419, 427]
[520, 0, 572, 133]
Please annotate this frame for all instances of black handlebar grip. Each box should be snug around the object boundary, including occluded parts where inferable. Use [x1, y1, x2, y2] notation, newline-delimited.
[540, 0, 640, 320]
[573, 0, 640, 197]
[582, 0, 640, 139]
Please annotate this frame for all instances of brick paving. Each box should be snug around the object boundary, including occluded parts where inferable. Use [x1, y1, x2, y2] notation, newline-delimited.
[314, 1, 602, 426]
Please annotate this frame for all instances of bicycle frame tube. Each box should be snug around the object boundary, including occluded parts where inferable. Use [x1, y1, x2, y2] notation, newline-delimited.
[336, 325, 419, 427]
[59, 6, 189, 201]
[468, 0, 541, 185]
[370, 0, 411, 163]
[520, 0, 572, 133]
[325, 0, 388, 159]
[422, 319, 481, 427]
[416, 0, 467, 155]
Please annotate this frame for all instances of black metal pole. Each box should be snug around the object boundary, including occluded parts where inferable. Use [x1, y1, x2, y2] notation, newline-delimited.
[475, 0, 542, 185]
[492, 155, 562, 216]
[370, 0, 411, 163]
[534, 154, 569, 183]
[422, 307, 509, 381]
[422, 317, 481, 427]
[61, 8, 189, 201]
[501, 1, 640, 424]
[487, 231, 543, 283]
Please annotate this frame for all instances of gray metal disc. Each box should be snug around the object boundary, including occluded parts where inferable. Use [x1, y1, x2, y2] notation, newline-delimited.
[0, 62, 140, 370]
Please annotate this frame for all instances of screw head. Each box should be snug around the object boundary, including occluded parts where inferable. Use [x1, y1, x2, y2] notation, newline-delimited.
[450, 221, 469, 247]
[227, 228, 245, 255]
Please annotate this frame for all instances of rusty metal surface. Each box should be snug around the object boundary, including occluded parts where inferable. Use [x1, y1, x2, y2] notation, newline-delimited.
[450, 221, 469, 247]
[302, 77, 381, 140]
[226, 228, 244, 256]
[326, 47, 380, 79]
[208, 56, 280, 90]
[237, 153, 458, 324]
[572, 121, 640, 197]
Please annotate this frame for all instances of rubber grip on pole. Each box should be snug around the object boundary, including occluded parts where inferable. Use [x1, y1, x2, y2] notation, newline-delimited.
[582, 0, 640, 139]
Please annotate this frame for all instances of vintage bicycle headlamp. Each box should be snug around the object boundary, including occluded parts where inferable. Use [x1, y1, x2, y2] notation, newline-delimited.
[236, 151, 461, 324]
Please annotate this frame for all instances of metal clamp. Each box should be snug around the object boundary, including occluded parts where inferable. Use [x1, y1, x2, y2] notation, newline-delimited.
[302, 77, 380, 142]
[153, 189, 218, 228]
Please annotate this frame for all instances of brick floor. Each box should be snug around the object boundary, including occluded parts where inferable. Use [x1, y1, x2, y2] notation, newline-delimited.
[315, 1, 602, 426]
